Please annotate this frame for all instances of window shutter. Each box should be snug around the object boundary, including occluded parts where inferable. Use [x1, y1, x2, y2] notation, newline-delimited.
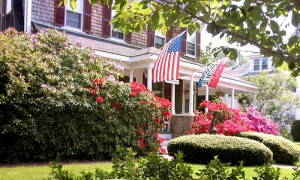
[166, 27, 173, 43]
[180, 28, 186, 54]
[196, 31, 201, 59]
[54, 0, 65, 27]
[125, 33, 132, 43]
[102, 5, 111, 38]
[147, 27, 154, 47]
[83, 0, 92, 33]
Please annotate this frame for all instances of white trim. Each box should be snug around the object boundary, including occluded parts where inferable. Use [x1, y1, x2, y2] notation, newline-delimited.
[6, 0, 12, 14]
[24, 0, 32, 33]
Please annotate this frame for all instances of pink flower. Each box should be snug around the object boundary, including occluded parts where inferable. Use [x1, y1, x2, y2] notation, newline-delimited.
[96, 96, 104, 103]
[41, 84, 47, 88]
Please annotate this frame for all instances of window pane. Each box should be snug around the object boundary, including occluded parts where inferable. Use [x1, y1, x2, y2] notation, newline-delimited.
[187, 42, 195, 55]
[187, 31, 196, 43]
[254, 59, 260, 70]
[155, 36, 165, 49]
[262, 58, 268, 70]
[112, 30, 124, 40]
[66, 11, 81, 29]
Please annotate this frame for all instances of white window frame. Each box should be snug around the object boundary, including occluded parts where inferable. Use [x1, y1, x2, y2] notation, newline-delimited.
[154, 30, 166, 49]
[110, 9, 125, 41]
[261, 58, 268, 70]
[64, 0, 83, 31]
[6, 0, 12, 14]
[253, 59, 260, 71]
[186, 30, 196, 57]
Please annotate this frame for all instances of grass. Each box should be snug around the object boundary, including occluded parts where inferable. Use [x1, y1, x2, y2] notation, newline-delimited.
[0, 161, 296, 180]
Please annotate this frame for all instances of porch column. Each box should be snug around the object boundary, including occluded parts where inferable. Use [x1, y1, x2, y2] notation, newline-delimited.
[189, 76, 194, 114]
[253, 94, 257, 107]
[147, 67, 152, 90]
[225, 94, 229, 106]
[171, 83, 176, 114]
[24, 0, 32, 33]
[231, 89, 235, 108]
[129, 69, 134, 82]
[205, 86, 209, 113]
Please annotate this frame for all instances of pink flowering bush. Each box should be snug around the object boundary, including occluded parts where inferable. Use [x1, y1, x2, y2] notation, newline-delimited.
[191, 101, 279, 136]
[190, 100, 251, 136]
[241, 108, 279, 135]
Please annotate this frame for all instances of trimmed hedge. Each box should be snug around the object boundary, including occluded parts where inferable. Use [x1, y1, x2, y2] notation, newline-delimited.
[237, 132, 300, 164]
[292, 121, 300, 141]
[167, 134, 272, 165]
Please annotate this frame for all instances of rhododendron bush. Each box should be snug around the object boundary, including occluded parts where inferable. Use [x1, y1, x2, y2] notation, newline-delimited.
[191, 101, 279, 136]
[0, 29, 170, 163]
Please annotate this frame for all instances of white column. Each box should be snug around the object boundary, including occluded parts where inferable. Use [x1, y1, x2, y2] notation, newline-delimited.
[231, 89, 235, 108]
[129, 69, 134, 83]
[147, 67, 152, 91]
[253, 94, 257, 107]
[189, 76, 194, 114]
[181, 81, 185, 113]
[171, 83, 176, 114]
[225, 94, 229, 106]
[205, 85, 209, 113]
[24, 0, 32, 33]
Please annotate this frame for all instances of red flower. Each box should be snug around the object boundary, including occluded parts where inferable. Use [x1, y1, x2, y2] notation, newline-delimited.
[162, 110, 171, 120]
[200, 100, 210, 107]
[141, 100, 147, 105]
[130, 91, 138, 97]
[139, 143, 146, 148]
[96, 96, 104, 103]
[137, 128, 143, 135]
[139, 138, 144, 143]
[159, 146, 167, 154]
[155, 118, 161, 123]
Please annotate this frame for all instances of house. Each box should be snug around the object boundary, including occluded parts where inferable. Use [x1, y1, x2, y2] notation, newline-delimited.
[0, 0, 258, 139]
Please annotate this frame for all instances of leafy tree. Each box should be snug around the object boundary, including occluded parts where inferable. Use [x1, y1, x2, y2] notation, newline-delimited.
[65, 0, 300, 75]
[246, 70, 299, 124]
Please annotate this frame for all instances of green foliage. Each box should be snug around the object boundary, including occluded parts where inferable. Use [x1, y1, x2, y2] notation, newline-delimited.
[292, 121, 300, 141]
[0, 29, 167, 163]
[196, 156, 245, 180]
[252, 160, 281, 180]
[48, 146, 193, 180]
[167, 134, 273, 165]
[237, 132, 300, 164]
[67, 0, 300, 75]
[246, 70, 299, 124]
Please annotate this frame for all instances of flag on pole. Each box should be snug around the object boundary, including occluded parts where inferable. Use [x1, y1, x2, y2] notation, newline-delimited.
[152, 31, 186, 83]
[197, 58, 229, 88]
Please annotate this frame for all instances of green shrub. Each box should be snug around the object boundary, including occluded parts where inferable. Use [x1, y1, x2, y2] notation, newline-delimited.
[167, 134, 272, 165]
[292, 121, 300, 141]
[0, 29, 169, 163]
[237, 132, 300, 164]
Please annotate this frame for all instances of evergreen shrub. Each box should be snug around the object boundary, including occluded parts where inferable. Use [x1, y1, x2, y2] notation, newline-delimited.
[237, 132, 300, 164]
[292, 120, 300, 141]
[167, 134, 272, 165]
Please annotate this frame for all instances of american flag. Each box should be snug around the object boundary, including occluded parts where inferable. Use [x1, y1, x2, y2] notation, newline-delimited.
[152, 31, 186, 83]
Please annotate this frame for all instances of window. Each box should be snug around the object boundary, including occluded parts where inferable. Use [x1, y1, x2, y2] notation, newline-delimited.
[111, 9, 124, 40]
[262, 58, 268, 70]
[154, 30, 166, 49]
[186, 31, 196, 56]
[254, 59, 260, 70]
[65, 0, 83, 30]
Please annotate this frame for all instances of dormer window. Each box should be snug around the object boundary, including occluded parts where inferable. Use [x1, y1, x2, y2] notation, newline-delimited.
[155, 30, 166, 49]
[65, 0, 83, 30]
[186, 31, 196, 56]
[253, 58, 269, 71]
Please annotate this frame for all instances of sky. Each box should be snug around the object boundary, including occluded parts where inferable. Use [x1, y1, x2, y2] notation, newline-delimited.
[200, 12, 296, 57]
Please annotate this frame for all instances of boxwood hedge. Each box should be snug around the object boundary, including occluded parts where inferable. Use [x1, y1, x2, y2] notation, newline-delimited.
[237, 132, 300, 164]
[292, 121, 300, 141]
[167, 134, 272, 165]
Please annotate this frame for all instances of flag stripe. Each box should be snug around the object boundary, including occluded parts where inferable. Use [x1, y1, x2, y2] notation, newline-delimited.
[152, 31, 185, 83]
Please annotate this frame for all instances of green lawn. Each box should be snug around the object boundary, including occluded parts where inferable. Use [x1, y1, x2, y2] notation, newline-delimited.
[0, 161, 296, 180]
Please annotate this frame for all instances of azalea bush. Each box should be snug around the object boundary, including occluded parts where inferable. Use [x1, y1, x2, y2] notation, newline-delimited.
[241, 108, 279, 135]
[0, 29, 170, 163]
[191, 101, 279, 136]
[190, 100, 251, 136]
